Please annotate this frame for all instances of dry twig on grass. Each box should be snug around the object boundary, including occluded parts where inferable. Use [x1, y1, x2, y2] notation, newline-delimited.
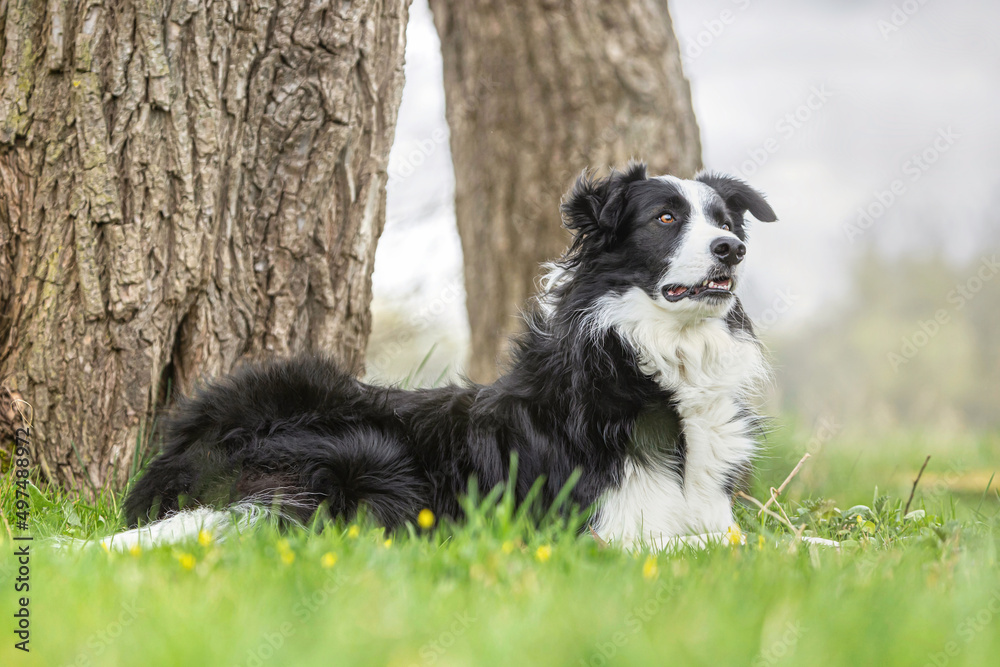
[903, 455, 932, 517]
[760, 452, 811, 515]
[589, 525, 609, 548]
[736, 491, 798, 533]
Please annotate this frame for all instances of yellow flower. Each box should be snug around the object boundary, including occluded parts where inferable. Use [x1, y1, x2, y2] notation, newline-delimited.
[100, 542, 111, 553]
[129, 544, 142, 557]
[347, 525, 360, 539]
[501, 540, 515, 554]
[725, 524, 744, 546]
[535, 545, 552, 562]
[757, 535, 766, 550]
[383, 538, 393, 548]
[277, 539, 295, 565]
[321, 552, 338, 569]
[197, 530, 213, 547]
[642, 556, 659, 581]
[417, 508, 435, 530]
[177, 553, 196, 570]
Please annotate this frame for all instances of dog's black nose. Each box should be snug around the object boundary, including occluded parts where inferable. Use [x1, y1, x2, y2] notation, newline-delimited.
[711, 237, 746, 266]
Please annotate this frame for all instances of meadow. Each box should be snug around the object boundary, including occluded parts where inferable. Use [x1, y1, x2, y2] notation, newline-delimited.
[1, 422, 998, 667]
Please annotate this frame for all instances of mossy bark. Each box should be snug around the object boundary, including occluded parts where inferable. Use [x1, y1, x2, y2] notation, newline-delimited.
[0, 0, 411, 490]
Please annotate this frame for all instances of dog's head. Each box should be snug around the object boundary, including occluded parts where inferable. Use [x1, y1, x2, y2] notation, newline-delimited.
[560, 161, 777, 320]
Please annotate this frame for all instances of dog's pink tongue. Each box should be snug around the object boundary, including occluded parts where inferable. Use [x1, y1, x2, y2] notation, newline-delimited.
[668, 286, 687, 296]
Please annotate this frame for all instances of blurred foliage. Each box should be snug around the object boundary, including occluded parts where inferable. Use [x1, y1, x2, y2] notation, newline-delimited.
[769, 249, 1000, 431]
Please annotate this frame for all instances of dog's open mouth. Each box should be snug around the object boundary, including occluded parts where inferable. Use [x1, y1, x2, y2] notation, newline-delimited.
[661, 276, 734, 302]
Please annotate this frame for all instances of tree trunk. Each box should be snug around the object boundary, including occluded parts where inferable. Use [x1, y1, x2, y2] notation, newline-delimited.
[429, 0, 701, 382]
[0, 0, 411, 490]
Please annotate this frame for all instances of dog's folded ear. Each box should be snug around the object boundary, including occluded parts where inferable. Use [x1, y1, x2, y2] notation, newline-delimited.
[695, 172, 777, 223]
[561, 161, 648, 256]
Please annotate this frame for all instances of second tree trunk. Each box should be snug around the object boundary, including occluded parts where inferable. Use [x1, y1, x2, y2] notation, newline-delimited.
[430, 0, 702, 381]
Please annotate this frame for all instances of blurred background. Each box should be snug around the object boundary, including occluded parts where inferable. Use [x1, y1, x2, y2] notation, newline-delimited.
[368, 0, 999, 507]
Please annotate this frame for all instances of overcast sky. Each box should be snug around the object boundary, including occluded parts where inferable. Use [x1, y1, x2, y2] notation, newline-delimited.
[372, 0, 1000, 360]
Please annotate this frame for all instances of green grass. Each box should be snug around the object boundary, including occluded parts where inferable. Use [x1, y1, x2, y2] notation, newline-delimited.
[2, 422, 998, 667]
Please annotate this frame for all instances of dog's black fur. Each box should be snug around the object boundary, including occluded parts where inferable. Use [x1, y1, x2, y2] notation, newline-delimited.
[124, 162, 775, 531]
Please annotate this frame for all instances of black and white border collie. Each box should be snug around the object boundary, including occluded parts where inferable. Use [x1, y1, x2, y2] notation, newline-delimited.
[116, 162, 779, 551]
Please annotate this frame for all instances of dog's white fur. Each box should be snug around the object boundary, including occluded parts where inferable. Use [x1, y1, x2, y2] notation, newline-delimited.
[587, 287, 765, 549]
[587, 176, 767, 550]
[656, 176, 747, 307]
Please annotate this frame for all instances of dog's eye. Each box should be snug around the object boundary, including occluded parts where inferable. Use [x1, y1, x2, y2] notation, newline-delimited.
[720, 222, 731, 231]
[657, 213, 675, 225]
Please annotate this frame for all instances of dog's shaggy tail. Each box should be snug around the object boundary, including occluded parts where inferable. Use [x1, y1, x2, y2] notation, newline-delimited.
[122, 356, 428, 536]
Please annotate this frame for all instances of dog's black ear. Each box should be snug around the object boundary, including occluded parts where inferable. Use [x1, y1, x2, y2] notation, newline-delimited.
[561, 161, 647, 255]
[696, 172, 777, 222]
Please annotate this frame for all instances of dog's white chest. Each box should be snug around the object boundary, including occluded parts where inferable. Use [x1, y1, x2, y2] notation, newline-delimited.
[592, 306, 764, 548]
[593, 398, 752, 547]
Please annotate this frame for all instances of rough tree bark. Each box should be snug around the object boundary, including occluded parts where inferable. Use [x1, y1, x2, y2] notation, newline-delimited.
[0, 0, 411, 490]
[429, 0, 701, 382]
